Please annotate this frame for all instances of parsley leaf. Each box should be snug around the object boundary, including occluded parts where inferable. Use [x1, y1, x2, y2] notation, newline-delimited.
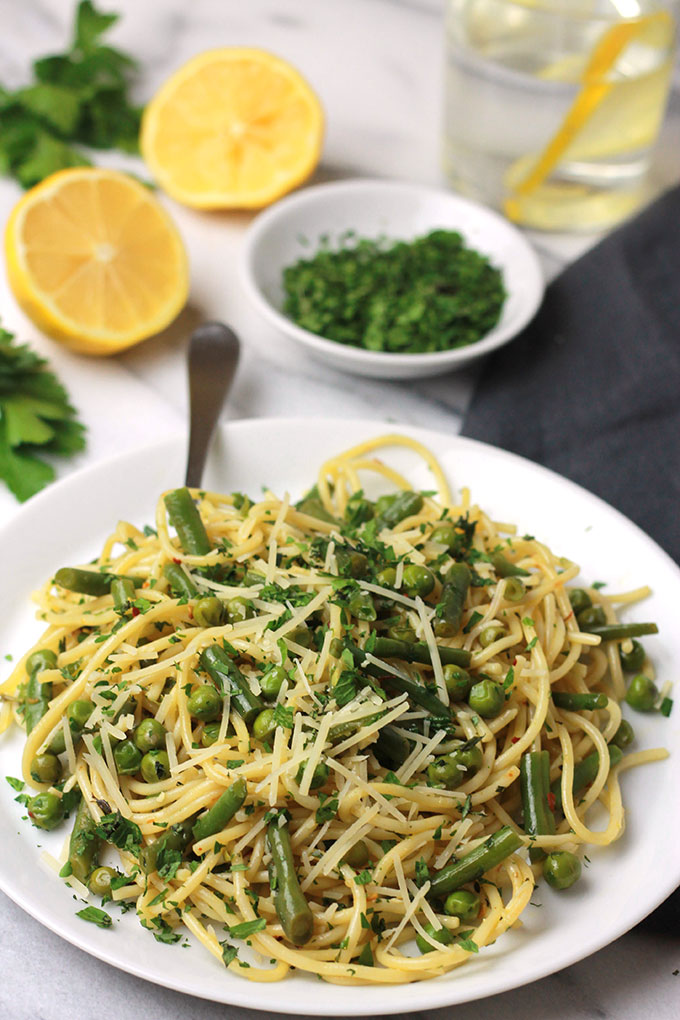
[76, 905, 112, 928]
[229, 918, 266, 939]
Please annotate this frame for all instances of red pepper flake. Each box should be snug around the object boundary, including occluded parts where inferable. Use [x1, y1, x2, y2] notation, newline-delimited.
[564, 610, 574, 621]
[511, 737, 519, 744]
[547, 791, 556, 811]
[188, 606, 194, 619]
[512, 658, 517, 666]
[132, 606, 140, 617]
[172, 557, 181, 564]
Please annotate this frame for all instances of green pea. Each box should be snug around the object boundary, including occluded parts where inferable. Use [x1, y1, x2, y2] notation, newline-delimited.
[140, 749, 171, 783]
[625, 673, 659, 712]
[68, 699, 94, 730]
[543, 850, 582, 890]
[468, 679, 505, 718]
[201, 722, 221, 747]
[443, 889, 480, 921]
[30, 752, 62, 785]
[187, 684, 222, 721]
[427, 743, 483, 789]
[416, 921, 454, 954]
[133, 718, 166, 752]
[375, 567, 396, 588]
[26, 648, 57, 678]
[88, 866, 118, 897]
[28, 791, 64, 830]
[577, 605, 606, 630]
[295, 760, 329, 790]
[620, 639, 645, 673]
[610, 719, 635, 750]
[252, 708, 276, 743]
[342, 839, 369, 869]
[113, 739, 143, 775]
[226, 597, 254, 623]
[568, 589, 592, 614]
[348, 591, 376, 621]
[479, 625, 506, 648]
[260, 665, 287, 700]
[288, 625, 313, 648]
[402, 564, 435, 598]
[443, 665, 473, 701]
[430, 524, 457, 551]
[503, 577, 526, 602]
[193, 596, 224, 628]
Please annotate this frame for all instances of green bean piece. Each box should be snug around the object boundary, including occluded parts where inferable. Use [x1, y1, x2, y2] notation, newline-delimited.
[88, 866, 117, 897]
[328, 711, 383, 744]
[54, 567, 144, 597]
[503, 577, 526, 603]
[348, 590, 377, 621]
[427, 826, 523, 901]
[187, 684, 222, 721]
[192, 777, 247, 843]
[295, 496, 336, 524]
[113, 739, 142, 775]
[552, 691, 609, 711]
[402, 564, 435, 598]
[490, 552, 529, 577]
[288, 624, 314, 648]
[568, 589, 592, 614]
[164, 487, 212, 555]
[371, 636, 471, 669]
[193, 596, 225, 628]
[625, 673, 659, 712]
[141, 818, 197, 875]
[335, 548, 370, 578]
[163, 562, 199, 598]
[576, 606, 607, 629]
[345, 491, 374, 526]
[376, 491, 423, 528]
[342, 839, 369, 869]
[610, 719, 635, 750]
[520, 750, 556, 863]
[416, 922, 454, 954]
[111, 576, 136, 612]
[543, 850, 581, 890]
[200, 645, 265, 727]
[140, 749, 171, 783]
[468, 679, 504, 718]
[133, 718, 166, 753]
[619, 639, 646, 673]
[226, 596, 254, 623]
[387, 623, 416, 643]
[267, 821, 314, 946]
[383, 673, 451, 719]
[28, 791, 65, 830]
[374, 494, 397, 517]
[26, 648, 57, 678]
[443, 889, 480, 921]
[260, 665, 287, 701]
[372, 725, 410, 770]
[434, 563, 470, 638]
[30, 752, 62, 785]
[550, 744, 623, 814]
[586, 622, 659, 641]
[68, 798, 102, 883]
[22, 670, 54, 735]
[479, 625, 506, 648]
[295, 760, 330, 790]
[252, 708, 276, 742]
[443, 665, 473, 701]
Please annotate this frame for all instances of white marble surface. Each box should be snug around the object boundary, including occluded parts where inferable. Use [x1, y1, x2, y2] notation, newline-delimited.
[0, 1, 679, 1017]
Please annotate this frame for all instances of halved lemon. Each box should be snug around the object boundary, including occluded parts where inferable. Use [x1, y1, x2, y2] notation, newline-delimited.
[140, 48, 324, 209]
[5, 167, 189, 355]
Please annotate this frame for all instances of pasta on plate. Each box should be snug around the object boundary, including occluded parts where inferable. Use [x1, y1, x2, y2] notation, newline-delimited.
[0, 434, 667, 985]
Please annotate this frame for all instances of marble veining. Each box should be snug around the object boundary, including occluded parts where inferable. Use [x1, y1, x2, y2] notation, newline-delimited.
[0, 1, 678, 1017]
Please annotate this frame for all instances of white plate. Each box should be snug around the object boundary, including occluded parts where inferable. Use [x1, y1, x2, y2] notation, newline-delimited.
[0, 418, 677, 1015]
[240, 179, 544, 379]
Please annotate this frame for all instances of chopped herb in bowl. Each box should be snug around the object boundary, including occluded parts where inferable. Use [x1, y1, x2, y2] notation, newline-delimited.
[281, 229, 505, 354]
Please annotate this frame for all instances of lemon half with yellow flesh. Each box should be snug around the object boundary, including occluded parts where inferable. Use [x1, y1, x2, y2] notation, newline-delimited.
[5, 167, 189, 355]
[140, 47, 324, 209]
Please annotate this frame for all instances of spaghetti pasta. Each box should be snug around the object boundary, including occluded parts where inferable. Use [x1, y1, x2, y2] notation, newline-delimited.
[0, 434, 667, 985]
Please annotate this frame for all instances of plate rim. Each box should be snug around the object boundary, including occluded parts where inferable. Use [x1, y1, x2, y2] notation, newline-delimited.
[0, 415, 677, 1014]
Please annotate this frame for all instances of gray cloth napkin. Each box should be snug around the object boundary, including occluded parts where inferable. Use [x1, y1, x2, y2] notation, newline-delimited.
[463, 186, 680, 927]
[462, 184, 680, 566]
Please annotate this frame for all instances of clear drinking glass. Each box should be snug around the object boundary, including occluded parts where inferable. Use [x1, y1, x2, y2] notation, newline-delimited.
[443, 0, 678, 230]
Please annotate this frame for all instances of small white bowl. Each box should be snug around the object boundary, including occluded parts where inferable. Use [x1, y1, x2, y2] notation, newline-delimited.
[240, 179, 544, 379]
